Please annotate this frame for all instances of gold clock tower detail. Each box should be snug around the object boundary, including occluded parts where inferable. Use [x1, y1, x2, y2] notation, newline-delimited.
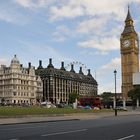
[120, 7, 139, 100]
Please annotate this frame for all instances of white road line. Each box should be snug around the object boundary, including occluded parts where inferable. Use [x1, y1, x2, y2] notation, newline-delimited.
[117, 135, 135, 140]
[41, 129, 88, 137]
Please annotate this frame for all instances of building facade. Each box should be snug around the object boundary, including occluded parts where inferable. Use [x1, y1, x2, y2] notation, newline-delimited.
[36, 59, 98, 104]
[120, 8, 139, 100]
[0, 55, 43, 105]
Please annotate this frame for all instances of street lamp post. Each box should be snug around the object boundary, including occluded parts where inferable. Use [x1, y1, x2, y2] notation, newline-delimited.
[114, 70, 117, 116]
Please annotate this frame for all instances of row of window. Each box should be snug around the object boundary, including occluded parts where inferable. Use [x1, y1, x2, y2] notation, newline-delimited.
[13, 92, 34, 97]
[50, 82, 95, 88]
[50, 79, 95, 86]
[0, 92, 35, 97]
[0, 86, 36, 90]
[14, 100, 29, 104]
[0, 75, 37, 81]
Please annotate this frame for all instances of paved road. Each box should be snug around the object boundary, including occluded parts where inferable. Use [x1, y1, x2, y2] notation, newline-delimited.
[1, 115, 140, 140]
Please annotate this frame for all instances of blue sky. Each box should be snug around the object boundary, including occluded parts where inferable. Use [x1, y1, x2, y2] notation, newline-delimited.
[0, 0, 140, 94]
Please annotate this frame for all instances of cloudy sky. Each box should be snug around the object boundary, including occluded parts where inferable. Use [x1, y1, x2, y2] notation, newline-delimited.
[0, 0, 140, 94]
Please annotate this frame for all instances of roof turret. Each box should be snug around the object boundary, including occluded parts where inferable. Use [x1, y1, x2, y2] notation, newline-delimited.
[11, 55, 20, 64]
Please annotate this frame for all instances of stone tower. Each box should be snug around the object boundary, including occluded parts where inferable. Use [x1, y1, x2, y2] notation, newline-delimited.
[120, 7, 139, 101]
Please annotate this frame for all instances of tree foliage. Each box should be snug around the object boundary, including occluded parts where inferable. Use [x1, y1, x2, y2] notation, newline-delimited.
[101, 92, 113, 103]
[128, 87, 140, 101]
[69, 92, 79, 104]
[101, 92, 114, 107]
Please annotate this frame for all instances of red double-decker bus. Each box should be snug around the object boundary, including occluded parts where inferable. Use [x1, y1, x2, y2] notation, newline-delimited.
[79, 97, 101, 109]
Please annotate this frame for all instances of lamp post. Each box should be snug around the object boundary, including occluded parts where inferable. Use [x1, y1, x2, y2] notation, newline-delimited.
[114, 70, 117, 116]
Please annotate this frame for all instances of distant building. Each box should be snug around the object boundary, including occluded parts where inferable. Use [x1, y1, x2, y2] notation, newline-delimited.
[36, 58, 98, 104]
[0, 55, 43, 104]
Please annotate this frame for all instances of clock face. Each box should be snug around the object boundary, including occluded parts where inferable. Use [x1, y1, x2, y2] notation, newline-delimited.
[135, 40, 138, 48]
[123, 40, 130, 47]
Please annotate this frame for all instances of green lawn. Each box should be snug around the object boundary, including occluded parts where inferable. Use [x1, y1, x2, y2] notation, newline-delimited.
[0, 106, 113, 117]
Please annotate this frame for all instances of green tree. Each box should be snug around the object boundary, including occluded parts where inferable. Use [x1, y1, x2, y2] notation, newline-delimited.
[101, 92, 114, 108]
[128, 87, 140, 102]
[69, 92, 79, 104]
[128, 89, 136, 101]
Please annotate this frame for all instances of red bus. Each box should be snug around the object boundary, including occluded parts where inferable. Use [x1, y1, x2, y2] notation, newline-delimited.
[79, 97, 101, 109]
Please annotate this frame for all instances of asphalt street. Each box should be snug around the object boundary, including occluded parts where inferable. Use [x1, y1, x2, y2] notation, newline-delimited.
[1, 115, 140, 140]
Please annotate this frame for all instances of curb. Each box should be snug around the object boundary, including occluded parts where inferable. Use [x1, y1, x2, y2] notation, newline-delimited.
[0, 111, 140, 125]
[0, 119, 79, 125]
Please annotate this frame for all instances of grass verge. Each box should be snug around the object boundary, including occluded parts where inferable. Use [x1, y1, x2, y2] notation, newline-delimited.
[0, 106, 114, 117]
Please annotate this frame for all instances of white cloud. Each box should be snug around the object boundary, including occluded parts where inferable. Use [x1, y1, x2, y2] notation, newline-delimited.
[49, 5, 84, 21]
[0, 4, 15, 23]
[14, 0, 33, 8]
[96, 57, 121, 89]
[17, 40, 73, 65]
[48, 0, 140, 21]
[0, 58, 8, 65]
[100, 57, 121, 73]
[99, 80, 121, 94]
[0, 11, 16, 23]
[77, 37, 120, 54]
[52, 32, 66, 42]
[97, 57, 121, 94]
[0, 2, 30, 24]
[13, 0, 56, 9]
[80, 50, 109, 56]
[8, 0, 140, 26]
[76, 16, 108, 35]
[52, 25, 72, 42]
[103, 25, 123, 37]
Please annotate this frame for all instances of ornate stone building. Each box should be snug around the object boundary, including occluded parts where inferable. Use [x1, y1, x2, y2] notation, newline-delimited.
[120, 7, 139, 101]
[36, 58, 98, 104]
[0, 55, 43, 104]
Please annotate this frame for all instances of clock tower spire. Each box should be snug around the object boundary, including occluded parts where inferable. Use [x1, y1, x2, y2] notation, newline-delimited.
[122, 6, 136, 35]
[120, 7, 139, 101]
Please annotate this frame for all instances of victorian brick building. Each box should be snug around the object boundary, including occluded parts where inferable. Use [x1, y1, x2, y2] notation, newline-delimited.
[36, 59, 98, 104]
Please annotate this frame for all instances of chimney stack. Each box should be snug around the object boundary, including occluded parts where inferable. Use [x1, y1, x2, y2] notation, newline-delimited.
[87, 69, 92, 77]
[39, 60, 42, 67]
[28, 62, 31, 68]
[38, 60, 43, 69]
[60, 61, 66, 71]
[47, 58, 54, 68]
[49, 58, 52, 65]
[70, 64, 75, 73]
[79, 67, 84, 75]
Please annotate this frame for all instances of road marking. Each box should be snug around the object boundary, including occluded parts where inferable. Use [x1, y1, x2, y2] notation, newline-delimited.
[117, 135, 135, 140]
[41, 129, 88, 137]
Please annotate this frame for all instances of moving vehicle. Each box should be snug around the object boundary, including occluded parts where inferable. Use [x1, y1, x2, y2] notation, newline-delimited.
[78, 97, 101, 109]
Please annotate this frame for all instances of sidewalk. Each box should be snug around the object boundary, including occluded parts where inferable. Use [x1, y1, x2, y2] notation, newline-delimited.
[0, 110, 140, 125]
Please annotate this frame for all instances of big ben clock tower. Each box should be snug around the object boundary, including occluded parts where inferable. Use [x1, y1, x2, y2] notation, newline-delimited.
[120, 7, 139, 101]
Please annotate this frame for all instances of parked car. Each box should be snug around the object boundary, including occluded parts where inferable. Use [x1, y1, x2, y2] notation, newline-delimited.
[93, 107, 100, 110]
[57, 103, 65, 108]
[84, 105, 92, 110]
[41, 101, 56, 108]
[116, 106, 127, 111]
[77, 105, 84, 109]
